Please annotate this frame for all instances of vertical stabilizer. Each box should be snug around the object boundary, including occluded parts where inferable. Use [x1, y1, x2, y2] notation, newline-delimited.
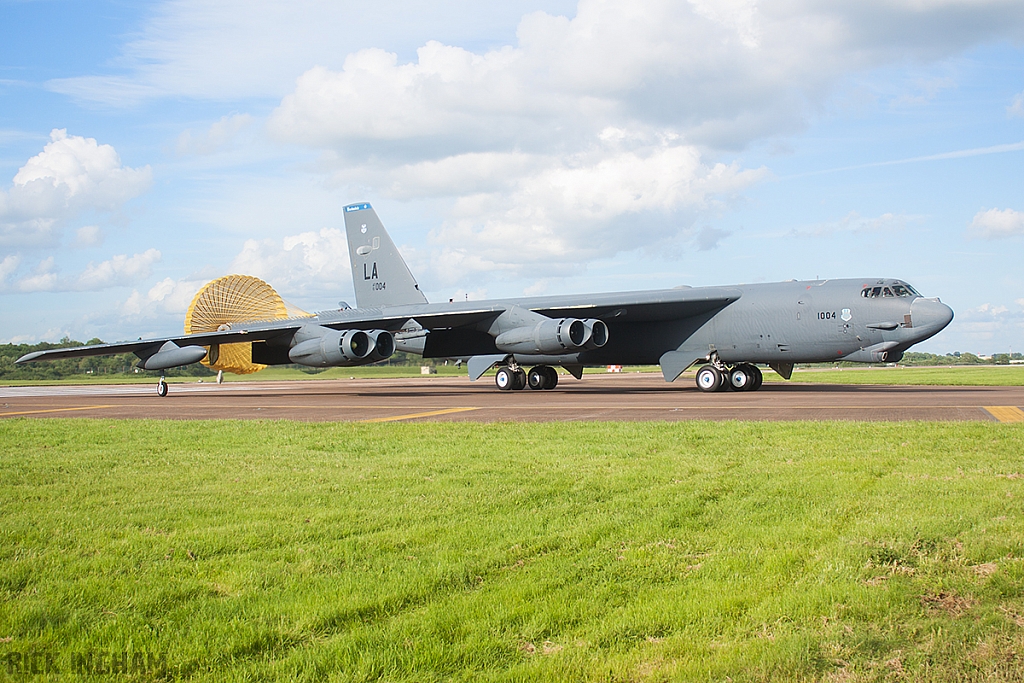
[344, 203, 428, 308]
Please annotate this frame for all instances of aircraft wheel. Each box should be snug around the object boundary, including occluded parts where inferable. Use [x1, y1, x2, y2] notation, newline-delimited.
[696, 365, 723, 393]
[513, 368, 527, 390]
[157, 379, 168, 397]
[527, 367, 548, 390]
[495, 367, 515, 391]
[729, 365, 754, 391]
[750, 365, 763, 391]
[543, 366, 558, 389]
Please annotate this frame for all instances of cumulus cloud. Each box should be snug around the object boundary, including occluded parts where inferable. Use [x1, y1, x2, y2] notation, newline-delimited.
[0, 129, 152, 247]
[411, 137, 766, 279]
[76, 250, 162, 290]
[229, 227, 352, 298]
[268, 1, 1024, 154]
[3, 250, 161, 293]
[123, 276, 206, 317]
[176, 113, 252, 156]
[968, 208, 1024, 239]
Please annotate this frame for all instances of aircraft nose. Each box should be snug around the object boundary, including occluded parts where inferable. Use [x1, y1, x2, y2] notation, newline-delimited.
[911, 297, 954, 336]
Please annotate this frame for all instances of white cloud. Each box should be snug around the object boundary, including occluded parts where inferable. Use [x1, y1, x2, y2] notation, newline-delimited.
[0, 254, 19, 281]
[0, 130, 152, 247]
[123, 276, 206, 317]
[974, 303, 1010, 316]
[1009, 91, 1024, 118]
[784, 211, 912, 238]
[229, 227, 352, 299]
[76, 250, 162, 290]
[176, 113, 252, 156]
[418, 139, 766, 274]
[267, 1, 1024, 154]
[16, 257, 58, 293]
[968, 207, 1024, 239]
[3, 250, 161, 293]
[74, 225, 104, 247]
[45, 2, 580, 105]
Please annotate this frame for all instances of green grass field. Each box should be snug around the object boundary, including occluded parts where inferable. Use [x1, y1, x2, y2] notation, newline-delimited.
[3, 420, 1024, 681]
[770, 365, 1024, 387]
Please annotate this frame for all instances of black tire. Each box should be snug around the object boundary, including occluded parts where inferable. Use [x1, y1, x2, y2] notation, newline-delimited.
[157, 380, 168, 397]
[495, 367, 515, 391]
[527, 367, 547, 390]
[513, 368, 527, 390]
[729, 365, 753, 391]
[750, 365, 763, 391]
[696, 365, 722, 393]
[542, 366, 558, 389]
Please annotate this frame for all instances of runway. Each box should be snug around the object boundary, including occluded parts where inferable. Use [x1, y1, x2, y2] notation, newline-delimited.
[2, 373, 1023, 422]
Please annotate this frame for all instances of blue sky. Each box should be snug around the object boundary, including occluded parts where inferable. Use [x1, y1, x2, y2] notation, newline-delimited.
[1, 0, 1022, 354]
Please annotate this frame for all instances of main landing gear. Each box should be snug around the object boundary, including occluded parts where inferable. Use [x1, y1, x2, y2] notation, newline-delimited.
[495, 363, 558, 391]
[695, 362, 763, 393]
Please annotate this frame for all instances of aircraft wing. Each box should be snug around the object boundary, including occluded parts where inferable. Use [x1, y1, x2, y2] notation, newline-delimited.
[14, 326, 306, 364]
[17, 287, 741, 365]
[526, 287, 743, 323]
[365, 287, 743, 331]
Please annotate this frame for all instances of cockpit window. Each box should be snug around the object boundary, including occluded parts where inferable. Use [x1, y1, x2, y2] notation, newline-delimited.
[861, 283, 918, 298]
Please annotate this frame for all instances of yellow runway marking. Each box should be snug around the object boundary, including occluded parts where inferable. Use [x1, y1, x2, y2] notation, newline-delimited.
[0, 405, 118, 417]
[984, 406, 1024, 423]
[360, 407, 479, 423]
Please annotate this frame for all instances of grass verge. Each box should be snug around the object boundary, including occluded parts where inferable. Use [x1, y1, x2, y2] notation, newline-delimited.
[2, 420, 1024, 681]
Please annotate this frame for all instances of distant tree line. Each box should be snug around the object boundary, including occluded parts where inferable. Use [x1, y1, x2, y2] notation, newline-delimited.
[0, 338, 213, 381]
[900, 351, 1024, 366]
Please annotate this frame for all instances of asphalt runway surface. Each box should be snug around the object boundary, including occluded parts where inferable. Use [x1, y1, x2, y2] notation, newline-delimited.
[2, 373, 1023, 423]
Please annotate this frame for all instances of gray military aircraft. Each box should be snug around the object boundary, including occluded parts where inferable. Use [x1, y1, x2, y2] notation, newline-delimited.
[17, 203, 953, 395]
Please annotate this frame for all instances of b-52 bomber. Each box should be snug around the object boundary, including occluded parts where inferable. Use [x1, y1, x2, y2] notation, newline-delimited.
[17, 203, 954, 395]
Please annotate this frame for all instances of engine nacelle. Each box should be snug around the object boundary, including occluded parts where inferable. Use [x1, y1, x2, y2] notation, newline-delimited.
[288, 328, 394, 367]
[139, 341, 208, 370]
[494, 317, 609, 354]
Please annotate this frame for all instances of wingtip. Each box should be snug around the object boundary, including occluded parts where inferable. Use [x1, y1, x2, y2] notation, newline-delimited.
[15, 351, 45, 364]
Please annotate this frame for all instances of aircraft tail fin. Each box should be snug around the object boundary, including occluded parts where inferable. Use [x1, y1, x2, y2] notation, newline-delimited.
[344, 203, 428, 308]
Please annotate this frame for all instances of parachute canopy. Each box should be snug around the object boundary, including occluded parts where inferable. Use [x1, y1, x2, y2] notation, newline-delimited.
[184, 275, 306, 374]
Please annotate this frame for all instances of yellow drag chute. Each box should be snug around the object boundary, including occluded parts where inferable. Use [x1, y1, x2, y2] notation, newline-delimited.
[184, 275, 307, 374]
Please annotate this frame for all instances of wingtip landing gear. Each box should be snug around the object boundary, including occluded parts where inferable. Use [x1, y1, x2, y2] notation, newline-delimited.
[157, 377, 168, 397]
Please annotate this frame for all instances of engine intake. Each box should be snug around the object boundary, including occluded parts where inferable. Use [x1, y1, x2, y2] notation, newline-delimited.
[494, 317, 609, 354]
[288, 326, 394, 367]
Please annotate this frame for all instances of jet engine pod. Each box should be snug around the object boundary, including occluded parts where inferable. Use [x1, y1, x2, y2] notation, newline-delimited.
[139, 341, 209, 370]
[581, 319, 608, 348]
[364, 330, 396, 363]
[495, 317, 604, 355]
[288, 329, 378, 367]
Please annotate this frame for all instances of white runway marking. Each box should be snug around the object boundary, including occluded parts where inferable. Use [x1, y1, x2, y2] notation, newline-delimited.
[0, 382, 267, 397]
